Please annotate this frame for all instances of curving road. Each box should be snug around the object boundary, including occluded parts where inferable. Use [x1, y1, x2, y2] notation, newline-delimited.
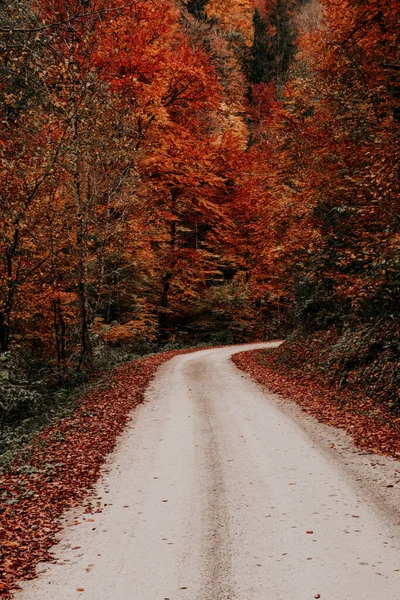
[17, 343, 400, 600]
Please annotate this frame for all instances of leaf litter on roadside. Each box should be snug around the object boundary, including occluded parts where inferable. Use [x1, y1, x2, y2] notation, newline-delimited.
[0, 350, 185, 598]
[232, 349, 400, 459]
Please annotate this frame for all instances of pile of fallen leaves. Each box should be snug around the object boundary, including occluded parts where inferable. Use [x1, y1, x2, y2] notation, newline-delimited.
[0, 350, 182, 598]
[232, 348, 400, 459]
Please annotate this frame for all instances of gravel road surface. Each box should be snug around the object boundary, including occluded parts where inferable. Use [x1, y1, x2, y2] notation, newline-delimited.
[17, 343, 400, 600]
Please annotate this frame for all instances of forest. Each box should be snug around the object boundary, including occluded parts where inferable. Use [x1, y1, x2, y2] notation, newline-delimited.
[1, 0, 399, 443]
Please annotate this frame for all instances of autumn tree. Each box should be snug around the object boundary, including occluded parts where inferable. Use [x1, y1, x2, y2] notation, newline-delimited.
[1, 1, 161, 371]
[244, 0, 399, 338]
[1, 0, 399, 428]
[285, 0, 400, 329]
[0, 0, 68, 357]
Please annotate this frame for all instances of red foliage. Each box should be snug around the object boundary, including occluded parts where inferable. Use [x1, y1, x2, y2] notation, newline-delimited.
[0, 350, 186, 598]
[232, 349, 400, 459]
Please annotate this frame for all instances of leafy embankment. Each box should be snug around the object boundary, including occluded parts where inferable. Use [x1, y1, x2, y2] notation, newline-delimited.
[0, 350, 182, 598]
[232, 336, 400, 458]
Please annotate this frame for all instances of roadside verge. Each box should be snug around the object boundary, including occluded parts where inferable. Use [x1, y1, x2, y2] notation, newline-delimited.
[0, 350, 184, 598]
[232, 348, 400, 459]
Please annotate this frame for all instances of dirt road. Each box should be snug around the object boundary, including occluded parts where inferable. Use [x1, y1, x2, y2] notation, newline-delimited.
[17, 343, 400, 599]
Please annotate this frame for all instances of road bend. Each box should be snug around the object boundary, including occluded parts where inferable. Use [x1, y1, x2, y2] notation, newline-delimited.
[17, 343, 400, 600]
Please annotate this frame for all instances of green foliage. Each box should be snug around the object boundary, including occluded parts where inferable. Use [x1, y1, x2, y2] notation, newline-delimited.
[292, 274, 342, 331]
[267, 321, 400, 413]
[0, 353, 43, 434]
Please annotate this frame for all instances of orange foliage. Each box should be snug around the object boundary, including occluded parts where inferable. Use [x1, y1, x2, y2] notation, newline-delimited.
[207, 0, 255, 44]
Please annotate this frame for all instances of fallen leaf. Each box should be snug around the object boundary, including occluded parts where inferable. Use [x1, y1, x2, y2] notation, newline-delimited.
[0, 350, 191, 597]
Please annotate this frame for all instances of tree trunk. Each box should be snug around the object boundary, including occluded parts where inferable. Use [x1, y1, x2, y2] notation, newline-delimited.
[158, 219, 176, 342]
[53, 297, 67, 382]
[158, 272, 172, 341]
[68, 31, 94, 373]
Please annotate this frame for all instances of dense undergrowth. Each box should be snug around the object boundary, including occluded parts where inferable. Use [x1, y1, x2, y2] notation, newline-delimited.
[233, 321, 400, 459]
[0, 337, 224, 469]
[267, 321, 399, 414]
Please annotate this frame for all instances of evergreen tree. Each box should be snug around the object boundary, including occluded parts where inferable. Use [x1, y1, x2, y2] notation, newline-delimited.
[187, 0, 209, 19]
[249, 1, 298, 87]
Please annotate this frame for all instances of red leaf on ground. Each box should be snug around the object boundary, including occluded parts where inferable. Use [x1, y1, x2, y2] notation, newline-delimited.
[232, 350, 400, 460]
[0, 349, 191, 598]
